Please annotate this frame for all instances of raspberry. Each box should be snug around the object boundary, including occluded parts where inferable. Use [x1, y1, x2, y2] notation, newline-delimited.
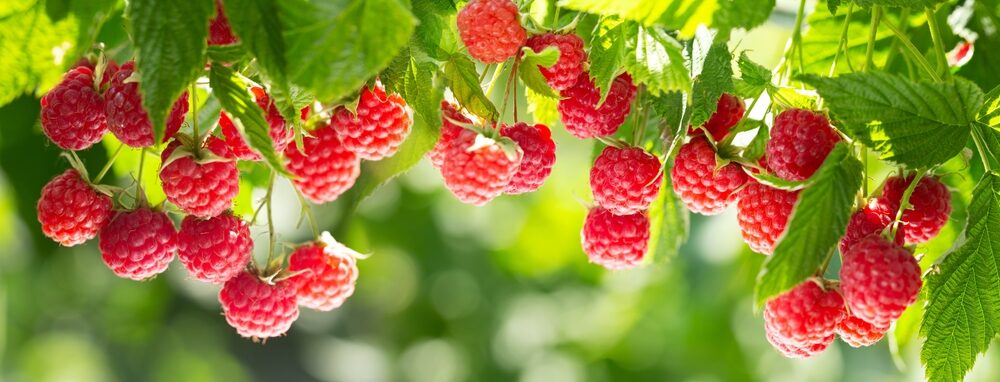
[73, 58, 119, 88]
[590, 146, 662, 215]
[763, 281, 846, 358]
[736, 182, 799, 255]
[284, 123, 361, 204]
[670, 137, 748, 215]
[840, 235, 922, 328]
[219, 271, 299, 339]
[558, 73, 637, 139]
[218, 86, 296, 161]
[40, 67, 108, 150]
[208, 0, 238, 46]
[98, 207, 177, 281]
[331, 84, 412, 160]
[441, 131, 523, 206]
[105, 61, 189, 147]
[688, 93, 745, 142]
[839, 207, 904, 254]
[581, 207, 650, 270]
[525, 33, 587, 92]
[765, 109, 840, 181]
[456, 0, 526, 63]
[428, 102, 471, 168]
[37, 169, 113, 246]
[837, 311, 889, 347]
[159, 137, 240, 219]
[868, 175, 951, 244]
[177, 213, 252, 284]
[500, 122, 556, 194]
[288, 241, 359, 311]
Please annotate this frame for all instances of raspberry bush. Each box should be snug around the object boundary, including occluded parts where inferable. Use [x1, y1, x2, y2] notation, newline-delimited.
[11, 1, 1000, 381]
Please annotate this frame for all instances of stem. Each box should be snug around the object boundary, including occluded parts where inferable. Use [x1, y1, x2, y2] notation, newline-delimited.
[864, 6, 882, 72]
[882, 18, 942, 81]
[497, 60, 518, 125]
[794, 0, 807, 74]
[479, 64, 493, 83]
[292, 185, 320, 239]
[926, 8, 951, 79]
[818, 249, 836, 275]
[971, 127, 995, 172]
[828, 3, 855, 76]
[264, 171, 276, 267]
[862, 146, 870, 197]
[190, 84, 200, 148]
[93, 143, 125, 183]
[883, 8, 910, 69]
[632, 87, 646, 146]
[552, 6, 561, 29]
[512, 59, 519, 123]
[483, 62, 506, 99]
[890, 170, 926, 238]
[135, 148, 147, 206]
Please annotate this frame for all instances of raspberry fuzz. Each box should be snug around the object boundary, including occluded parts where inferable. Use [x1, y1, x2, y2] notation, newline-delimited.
[40, 67, 108, 150]
[219, 271, 300, 339]
[581, 207, 650, 270]
[99, 208, 178, 281]
[590, 146, 662, 216]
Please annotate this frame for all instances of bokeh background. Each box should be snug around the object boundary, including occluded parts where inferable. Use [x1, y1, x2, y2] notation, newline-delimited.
[3, 0, 1000, 381]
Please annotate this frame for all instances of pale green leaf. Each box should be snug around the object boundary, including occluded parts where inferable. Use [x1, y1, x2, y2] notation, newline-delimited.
[443, 54, 498, 121]
[0, 3, 79, 106]
[525, 87, 560, 126]
[622, 24, 690, 96]
[518, 46, 561, 99]
[755, 144, 862, 306]
[734, 52, 771, 99]
[127, 0, 213, 143]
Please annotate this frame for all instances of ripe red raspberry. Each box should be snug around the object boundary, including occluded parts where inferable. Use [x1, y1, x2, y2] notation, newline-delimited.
[37, 170, 113, 246]
[457, 0, 526, 63]
[736, 182, 799, 255]
[765, 109, 840, 181]
[441, 131, 523, 206]
[590, 146, 662, 216]
[670, 137, 748, 215]
[581, 207, 650, 270]
[284, 123, 361, 204]
[159, 137, 239, 219]
[218, 87, 296, 161]
[428, 102, 471, 168]
[105, 61, 189, 147]
[219, 271, 299, 339]
[688, 93, 745, 142]
[500, 122, 556, 194]
[98, 207, 177, 280]
[839, 207, 904, 254]
[331, 84, 412, 161]
[558, 73, 637, 139]
[525, 33, 587, 92]
[40, 67, 108, 150]
[177, 213, 252, 284]
[208, 0, 238, 46]
[288, 240, 359, 311]
[868, 175, 951, 244]
[763, 281, 846, 358]
[840, 235, 922, 328]
[836, 311, 889, 347]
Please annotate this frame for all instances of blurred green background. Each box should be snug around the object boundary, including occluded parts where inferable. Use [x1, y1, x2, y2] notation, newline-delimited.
[3, 1, 1000, 381]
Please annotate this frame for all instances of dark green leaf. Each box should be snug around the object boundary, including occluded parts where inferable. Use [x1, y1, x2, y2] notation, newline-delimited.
[690, 41, 734, 127]
[802, 72, 984, 168]
[443, 54, 498, 121]
[411, 0, 460, 60]
[648, 175, 689, 261]
[279, 0, 415, 102]
[734, 52, 772, 99]
[741, 121, 769, 162]
[209, 63, 289, 176]
[755, 144, 862, 306]
[207, 43, 248, 63]
[518, 46, 561, 99]
[224, 0, 287, 83]
[127, 0, 212, 143]
[588, 19, 627, 103]
[921, 173, 1000, 382]
[713, 0, 775, 34]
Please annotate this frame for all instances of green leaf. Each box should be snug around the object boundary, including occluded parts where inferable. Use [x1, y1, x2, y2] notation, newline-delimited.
[734, 52, 772, 99]
[0, 3, 79, 107]
[802, 72, 984, 168]
[518, 46, 561, 99]
[443, 54, 498, 121]
[560, 0, 718, 38]
[279, 0, 415, 102]
[588, 19, 627, 103]
[799, 4, 894, 76]
[771, 86, 818, 110]
[126, 0, 213, 143]
[690, 41, 734, 127]
[411, 0, 460, 60]
[648, 175, 689, 261]
[921, 173, 1000, 382]
[622, 24, 690, 96]
[525, 87, 560, 126]
[755, 144, 862, 306]
[741, 121, 769, 162]
[223, 0, 287, 83]
[747, 171, 809, 191]
[848, 0, 946, 8]
[713, 0, 775, 34]
[209, 63, 290, 176]
[206, 43, 248, 63]
[978, 84, 1000, 128]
